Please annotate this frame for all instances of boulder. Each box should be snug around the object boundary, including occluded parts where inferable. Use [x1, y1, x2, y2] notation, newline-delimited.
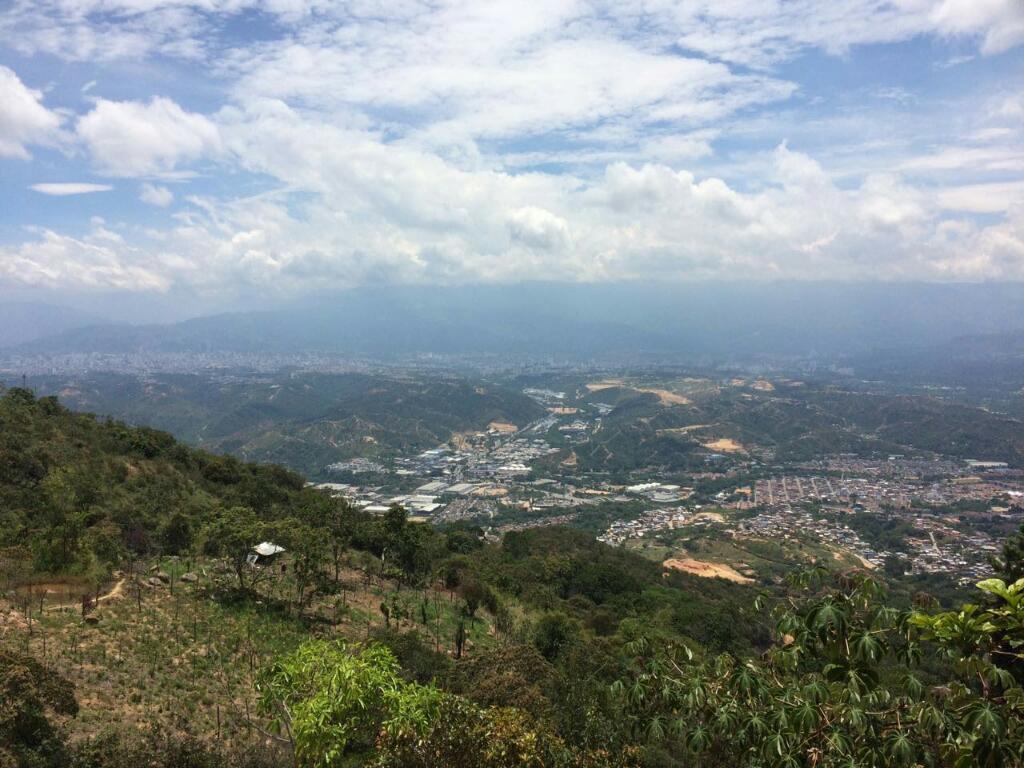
[179, 572, 199, 583]
[147, 577, 164, 588]
[155, 571, 171, 584]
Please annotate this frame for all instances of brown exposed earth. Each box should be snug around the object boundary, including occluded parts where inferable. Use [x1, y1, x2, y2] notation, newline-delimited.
[702, 438, 746, 453]
[585, 381, 690, 406]
[487, 421, 518, 433]
[663, 558, 754, 584]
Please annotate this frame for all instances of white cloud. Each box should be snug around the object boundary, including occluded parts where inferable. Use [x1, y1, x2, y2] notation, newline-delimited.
[30, 182, 113, 195]
[2, 0, 1024, 293]
[0, 66, 63, 159]
[930, 0, 1024, 55]
[77, 97, 220, 177]
[139, 183, 174, 206]
[0, 224, 170, 291]
[10, 111, 1021, 293]
[937, 181, 1024, 214]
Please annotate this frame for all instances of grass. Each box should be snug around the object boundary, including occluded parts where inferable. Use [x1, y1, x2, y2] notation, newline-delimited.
[0, 553, 499, 751]
[624, 516, 860, 583]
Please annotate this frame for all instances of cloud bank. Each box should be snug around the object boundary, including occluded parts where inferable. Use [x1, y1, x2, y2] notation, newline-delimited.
[1, 0, 1023, 296]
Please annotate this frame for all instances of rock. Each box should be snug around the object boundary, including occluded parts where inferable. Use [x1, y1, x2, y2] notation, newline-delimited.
[155, 571, 171, 584]
[147, 577, 164, 588]
[84, 614, 100, 625]
[179, 572, 199, 583]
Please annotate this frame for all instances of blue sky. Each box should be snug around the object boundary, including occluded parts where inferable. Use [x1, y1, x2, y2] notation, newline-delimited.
[1, 0, 1022, 315]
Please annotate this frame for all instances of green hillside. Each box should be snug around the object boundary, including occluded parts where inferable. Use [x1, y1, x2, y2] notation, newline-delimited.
[4, 386, 1024, 768]
[25, 372, 545, 477]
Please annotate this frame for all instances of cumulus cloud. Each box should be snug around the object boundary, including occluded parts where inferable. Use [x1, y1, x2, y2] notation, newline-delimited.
[0, 224, 170, 291]
[930, 0, 1024, 55]
[0, 66, 63, 159]
[8, 119, 1022, 294]
[2, 0, 1024, 294]
[77, 97, 220, 177]
[30, 183, 113, 195]
[139, 183, 174, 206]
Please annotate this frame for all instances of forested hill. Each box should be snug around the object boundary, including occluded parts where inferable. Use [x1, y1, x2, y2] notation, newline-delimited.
[6, 384, 1024, 768]
[0, 386, 307, 574]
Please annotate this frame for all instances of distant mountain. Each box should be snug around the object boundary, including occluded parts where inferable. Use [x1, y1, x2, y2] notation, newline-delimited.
[0, 302, 106, 348]
[27, 371, 546, 477]
[849, 330, 1024, 390]
[13, 282, 1024, 362]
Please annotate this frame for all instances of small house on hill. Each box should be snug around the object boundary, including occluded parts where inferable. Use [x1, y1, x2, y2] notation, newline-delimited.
[247, 541, 286, 566]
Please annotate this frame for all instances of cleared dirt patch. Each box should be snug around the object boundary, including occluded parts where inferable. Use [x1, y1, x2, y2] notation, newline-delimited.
[663, 558, 754, 584]
[702, 438, 746, 453]
[657, 424, 709, 436]
[641, 388, 691, 405]
[751, 380, 775, 392]
[487, 421, 518, 433]
[693, 512, 725, 523]
[585, 381, 690, 406]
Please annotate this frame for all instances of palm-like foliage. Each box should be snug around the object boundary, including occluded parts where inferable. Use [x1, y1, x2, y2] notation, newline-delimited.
[614, 573, 1024, 767]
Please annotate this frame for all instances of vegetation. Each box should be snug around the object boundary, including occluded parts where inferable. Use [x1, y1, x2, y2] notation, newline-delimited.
[6, 386, 1024, 766]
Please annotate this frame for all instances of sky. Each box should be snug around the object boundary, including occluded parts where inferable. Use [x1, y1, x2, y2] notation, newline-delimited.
[1, 0, 1023, 315]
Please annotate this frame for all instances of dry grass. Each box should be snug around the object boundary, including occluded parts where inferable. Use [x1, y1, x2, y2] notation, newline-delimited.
[487, 421, 518, 433]
[663, 558, 754, 584]
[702, 438, 746, 454]
[585, 380, 692, 406]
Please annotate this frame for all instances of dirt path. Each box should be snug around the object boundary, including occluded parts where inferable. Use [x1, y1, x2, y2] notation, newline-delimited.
[33, 577, 127, 610]
[97, 577, 126, 603]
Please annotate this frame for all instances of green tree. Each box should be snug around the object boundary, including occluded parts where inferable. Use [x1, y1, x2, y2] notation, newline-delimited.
[614, 572, 1024, 767]
[1, 650, 78, 768]
[159, 512, 193, 556]
[201, 507, 261, 592]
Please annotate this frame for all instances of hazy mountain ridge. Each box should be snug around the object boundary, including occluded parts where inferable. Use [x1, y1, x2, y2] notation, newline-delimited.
[0, 302, 106, 348]
[14, 282, 1024, 363]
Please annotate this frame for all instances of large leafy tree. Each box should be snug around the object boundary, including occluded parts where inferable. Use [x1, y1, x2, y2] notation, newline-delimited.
[255, 640, 636, 768]
[0, 650, 78, 768]
[613, 572, 1024, 767]
[201, 507, 263, 592]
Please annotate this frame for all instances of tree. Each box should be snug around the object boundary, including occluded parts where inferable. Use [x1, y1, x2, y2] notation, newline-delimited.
[256, 639, 633, 768]
[326, 499, 355, 582]
[159, 512, 193, 556]
[613, 572, 1024, 767]
[1, 650, 78, 768]
[996, 523, 1024, 583]
[201, 507, 262, 592]
[533, 613, 579, 663]
[256, 641, 404, 766]
[280, 520, 329, 615]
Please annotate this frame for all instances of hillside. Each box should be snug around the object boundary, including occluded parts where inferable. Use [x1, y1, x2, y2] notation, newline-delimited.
[550, 378, 1024, 473]
[23, 372, 545, 477]
[0, 302, 105, 348]
[0, 386, 758, 765]
[13, 282, 1024, 364]
[4, 386, 1024, 767]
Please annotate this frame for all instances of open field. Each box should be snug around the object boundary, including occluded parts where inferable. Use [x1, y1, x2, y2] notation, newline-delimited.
[702, 438, 746, 453]
[0, 554, 499, 749]
[663, 558, 753, 583]
[487, 421, 518, 433]
[585, 381, 692, 405]
[656, 424, 710, 435]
